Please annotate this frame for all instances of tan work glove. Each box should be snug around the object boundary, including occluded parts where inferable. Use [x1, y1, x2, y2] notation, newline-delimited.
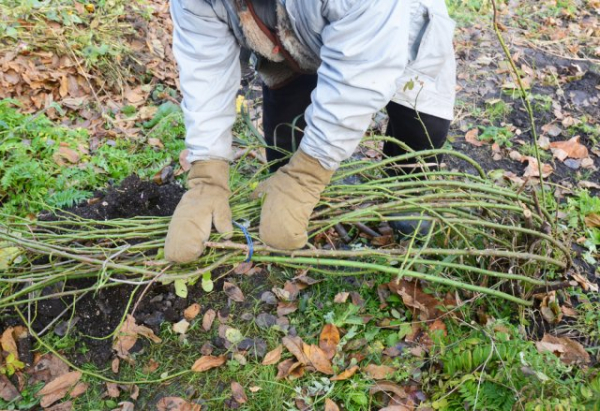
[253, 149, 334, 249]
[164, 160, 233, 263]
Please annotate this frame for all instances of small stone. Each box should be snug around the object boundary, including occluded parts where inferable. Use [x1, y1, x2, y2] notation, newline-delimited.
[237, 338, 255, 351]
[564, 158, 581, 170]
[54, 317, 79, 337]
[142, 311, 165, 327]
[149, 294, 163, 303]
[212, 336, 227, 349]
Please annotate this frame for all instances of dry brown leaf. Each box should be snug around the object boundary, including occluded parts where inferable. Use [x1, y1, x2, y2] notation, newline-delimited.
[262, 345, 283, 366]
[106, 382, 120, 398]
[541, 122, 562, 137]
[276, 358, 296, 380]
[536, 334, 591, 364]
[585, 213, 600, 228]
[578, 180, 600, 189]
[561, 306, 578, 318]
[331, 365, 359, 381]
[277, 301, 298, 316]
[379, 406, 412, 411]
[172, 319, 190, 335]
[364, 364, 397, 380]
[234, 262, 254, 275]
[69, 382, 88, 398]
[369, 380, 408, 399]
[538, 135, 551, 150]
[142, 358, 160, 374]
[503, 171, 526, 186]
[319, 324, 340, 360]
[465, 128, 483, 147]
[276, 359, 304, 380]
[333, 292, 350, 303]
[581, 157, 595, 169]
[572, 272, 599, 292]
[302, 344, 333, 375]
[0, 374, 19, 401]
[388, 279, 447, 321]
[1, 327, 19, 360]
[179, 149, 191, 172]
[231, 381, 248, 404]
[191, 355, 226, 372]
[27, 353, 70, 386]
[509, 150, 523, 161]
[113, 315, 162, 358]
[46, 401, 73, 411]
[293, 273, 321, 288]
[111, 358, 120, 374]
[129, 384, 140, 401]
[148, 137, 164, 149]
[37, 371, 82, 408]
[54, 146, 80, 164]
[325, 398, 341, 411]
[184, 303, 201, 321]
[282, 336, 309, 365]
[114, 401, 135, 411]
[138, 105, 158, 120]
[223, 282, 245, 302]
[289, 364, 306, 380]
[125, 87, 145, 105]
[156, 397, 201, 411]
[429, 318, 448, 336]
[521, 156, 553, 178]
[549, 136, 589, 160]
[202, 309, 216, 332]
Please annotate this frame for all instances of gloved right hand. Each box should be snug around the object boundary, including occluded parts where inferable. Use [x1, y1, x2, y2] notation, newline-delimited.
[164, 160, 233, 263]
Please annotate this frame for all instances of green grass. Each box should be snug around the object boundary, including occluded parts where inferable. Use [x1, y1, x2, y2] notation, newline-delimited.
[0, 99, 185, 216]
[31, 261, 594, 410]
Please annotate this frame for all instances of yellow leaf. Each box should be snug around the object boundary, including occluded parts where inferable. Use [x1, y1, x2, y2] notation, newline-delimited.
[0, 247, 21, 270]
[235, 95, 245, 114]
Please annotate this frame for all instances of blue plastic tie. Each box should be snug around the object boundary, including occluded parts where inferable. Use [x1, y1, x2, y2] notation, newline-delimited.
[233, 221, 254, 262]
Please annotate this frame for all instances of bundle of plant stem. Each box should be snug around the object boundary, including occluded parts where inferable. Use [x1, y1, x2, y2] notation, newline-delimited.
[0, 141, 570, 309]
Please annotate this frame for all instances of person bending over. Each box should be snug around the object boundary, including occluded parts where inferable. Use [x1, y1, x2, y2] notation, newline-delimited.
[165, 0, 457, 263]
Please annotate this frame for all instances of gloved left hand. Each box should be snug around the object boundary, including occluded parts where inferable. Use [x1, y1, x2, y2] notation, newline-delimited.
[252, 149, 334, 250]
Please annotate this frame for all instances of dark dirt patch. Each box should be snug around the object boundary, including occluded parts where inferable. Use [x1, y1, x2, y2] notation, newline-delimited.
[43, 174, 185, 221]
[450, 30, 600, 190]
[3, 172, 284, 371]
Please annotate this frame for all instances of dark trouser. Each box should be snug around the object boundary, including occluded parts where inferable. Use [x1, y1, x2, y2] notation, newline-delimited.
[262, 74, 451, 174]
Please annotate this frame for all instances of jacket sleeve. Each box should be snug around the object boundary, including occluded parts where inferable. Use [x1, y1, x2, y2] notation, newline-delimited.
[170, 0, 240, 163]
[299, 0, 410, 170]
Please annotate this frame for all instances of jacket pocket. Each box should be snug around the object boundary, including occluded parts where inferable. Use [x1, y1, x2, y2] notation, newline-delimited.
[406, 11, 456, 81]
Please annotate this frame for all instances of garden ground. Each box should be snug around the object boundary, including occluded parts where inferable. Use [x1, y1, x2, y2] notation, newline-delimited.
[1, 0, 599, 410]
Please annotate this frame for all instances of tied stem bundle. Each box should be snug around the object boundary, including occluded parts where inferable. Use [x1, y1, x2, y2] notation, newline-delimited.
[0, 145, 569, 308]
